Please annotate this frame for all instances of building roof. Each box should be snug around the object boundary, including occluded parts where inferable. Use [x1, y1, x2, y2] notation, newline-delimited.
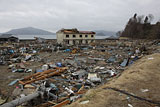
[79, 31, 95, 34]
[57, 28, 95, 34]
[0, 34, 18, 39]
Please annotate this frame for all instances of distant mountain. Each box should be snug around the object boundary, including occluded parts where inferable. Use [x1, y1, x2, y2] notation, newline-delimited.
[94, 30, 116, 36]
[5, 27, 55, 35]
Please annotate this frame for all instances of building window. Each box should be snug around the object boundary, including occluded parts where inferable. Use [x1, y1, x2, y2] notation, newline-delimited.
[79, 35, 82, 38]
[66, 35, 69, 38]
[91, 35, 94, 38]
[85, 35, 88, 37]
[73, 35, 76, 38]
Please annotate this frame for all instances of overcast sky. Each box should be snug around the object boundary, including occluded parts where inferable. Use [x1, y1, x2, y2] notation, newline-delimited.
[0, 0, 160, 33]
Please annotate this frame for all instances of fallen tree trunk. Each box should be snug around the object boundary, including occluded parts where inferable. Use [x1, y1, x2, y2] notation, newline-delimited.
[0, 91, 40, 107]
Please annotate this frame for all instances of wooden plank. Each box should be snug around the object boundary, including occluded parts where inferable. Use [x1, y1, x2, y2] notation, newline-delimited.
[76, 90, 86, 94]
[78, 85, 84, 93]
[48, 101, 56, 105]
[19, 67, 68, 85]
[23, 72, 41, 80]
[52, 99, 70, 107]
[19, 69, 57, 84]
[57, 97, 69, 103]
[18, 80, 26, 85]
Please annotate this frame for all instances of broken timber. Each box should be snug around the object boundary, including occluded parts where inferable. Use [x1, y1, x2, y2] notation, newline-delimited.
[52, 99, 70, 107]
[19, 67, 68, 85]
[35, 97, 69, 107]
[0, 92, 40, 107]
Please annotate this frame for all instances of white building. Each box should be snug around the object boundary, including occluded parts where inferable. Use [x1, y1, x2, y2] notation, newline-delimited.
[56, 28, 95, 45]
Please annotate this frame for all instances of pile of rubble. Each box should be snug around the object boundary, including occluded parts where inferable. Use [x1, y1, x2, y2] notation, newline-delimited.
[1, 39, 160, 107]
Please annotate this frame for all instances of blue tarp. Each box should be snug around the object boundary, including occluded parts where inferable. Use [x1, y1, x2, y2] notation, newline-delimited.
[120, 59, 128, 67]
[81, 48, 88, 50]
[8, 79, 19, 86]
[9, 49, 14, 54]
[129, 56, 138, 65]
[50, 83, 57, 88]
[56, 62, 62, 67]
[64, 49, 71, 52]
[107, 56, 116, 63]
[36, 69, 43, 73]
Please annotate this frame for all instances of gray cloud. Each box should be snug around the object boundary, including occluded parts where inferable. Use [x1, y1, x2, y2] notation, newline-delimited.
[0, 0, 160, 32]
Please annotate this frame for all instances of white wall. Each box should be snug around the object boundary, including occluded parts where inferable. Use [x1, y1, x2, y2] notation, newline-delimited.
[56, 32, 95, 45]
[56, 32, 64, 44]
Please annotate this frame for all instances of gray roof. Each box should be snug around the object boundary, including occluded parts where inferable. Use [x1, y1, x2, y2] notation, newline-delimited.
[0, 34, 18, 39]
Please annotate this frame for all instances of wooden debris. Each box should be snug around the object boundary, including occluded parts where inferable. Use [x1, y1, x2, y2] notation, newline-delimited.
[19, 67, 68, 85]
[52, 99, 70, 107]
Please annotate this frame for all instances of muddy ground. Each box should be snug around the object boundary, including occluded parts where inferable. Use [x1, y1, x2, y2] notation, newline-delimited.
[0, 52, 69, 99]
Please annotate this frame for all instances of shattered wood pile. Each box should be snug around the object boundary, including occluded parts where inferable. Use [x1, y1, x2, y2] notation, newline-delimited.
[19, 67, 68, 85]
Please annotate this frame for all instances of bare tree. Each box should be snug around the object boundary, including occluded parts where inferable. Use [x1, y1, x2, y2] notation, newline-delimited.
[137, 15, 144, 23]
[116, 31, 122, 37]
[148, 14, 154, 23]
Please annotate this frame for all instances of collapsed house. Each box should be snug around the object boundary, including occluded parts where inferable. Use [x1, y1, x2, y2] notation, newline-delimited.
[56, 28, 95, 45]
[0, 34, 19, 42]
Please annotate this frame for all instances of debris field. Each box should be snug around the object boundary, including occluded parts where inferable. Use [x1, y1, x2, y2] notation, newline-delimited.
[0, 39, 160, 107]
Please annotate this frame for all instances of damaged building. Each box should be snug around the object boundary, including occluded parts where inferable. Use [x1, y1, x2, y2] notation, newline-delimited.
[56, 28, 95, 45]
[0, 34, 19, 42]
